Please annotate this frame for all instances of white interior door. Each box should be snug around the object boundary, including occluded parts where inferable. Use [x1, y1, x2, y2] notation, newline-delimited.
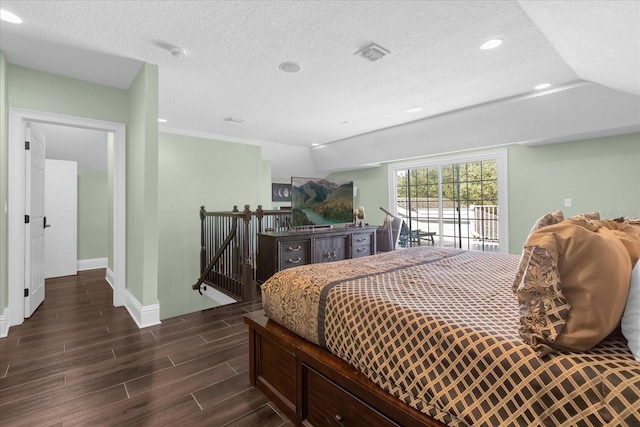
[25, 128, 46, 317]
[45, 159, 78, 278]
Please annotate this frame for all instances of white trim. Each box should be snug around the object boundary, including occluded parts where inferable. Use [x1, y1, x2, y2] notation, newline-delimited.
[105, 267, 115, 289]
[7, 108, 126, 330]
[0, 307, 9, 338]
[388, 148, 509, 253]
[8, 111, 26, 328]
[201, 285, 237, 306]
[124, 289, 161, 329]
[77, 257, 108, 271]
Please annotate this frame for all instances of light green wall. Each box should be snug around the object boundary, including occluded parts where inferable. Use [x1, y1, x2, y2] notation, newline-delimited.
[328, 165, 391, 226]
[332, 133, 640, 255]
[7, 64, 129, 123]
[126, 63, 159, 307]
[261, 160, 273, 209]
[78, 172, 108, 260]
[157, 132, 270, 319]
[0, 51, 8, 312]
[508, 133, 640, 252]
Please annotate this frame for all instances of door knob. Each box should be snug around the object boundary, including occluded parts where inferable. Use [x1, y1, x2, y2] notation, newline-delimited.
[44, 216, 51, 228]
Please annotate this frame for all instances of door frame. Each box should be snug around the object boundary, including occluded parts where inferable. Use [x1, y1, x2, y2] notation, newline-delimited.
[7, 107, 126, 328]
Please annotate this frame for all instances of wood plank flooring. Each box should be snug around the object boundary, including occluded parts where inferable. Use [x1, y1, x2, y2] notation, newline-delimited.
[0, 269, 291, 426]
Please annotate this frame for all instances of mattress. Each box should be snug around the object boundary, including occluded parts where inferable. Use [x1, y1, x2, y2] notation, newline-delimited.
[261, 246, 640, 426]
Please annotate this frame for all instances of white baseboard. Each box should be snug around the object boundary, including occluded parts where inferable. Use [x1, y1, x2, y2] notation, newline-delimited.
[77, 257, 108, 271]
[124, 289, 161, 329]
[0, 306, 10, 338]
[105, 268, 115, 289]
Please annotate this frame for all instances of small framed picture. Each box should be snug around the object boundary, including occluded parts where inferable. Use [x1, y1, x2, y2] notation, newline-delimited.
[272, 183, 291, 202]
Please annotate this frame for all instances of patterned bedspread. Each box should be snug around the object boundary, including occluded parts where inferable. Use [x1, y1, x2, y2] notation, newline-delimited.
[261, 247, 640, 426]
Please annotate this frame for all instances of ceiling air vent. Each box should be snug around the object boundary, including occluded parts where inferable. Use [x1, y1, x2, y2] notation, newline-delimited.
[354, 43, 390, 62]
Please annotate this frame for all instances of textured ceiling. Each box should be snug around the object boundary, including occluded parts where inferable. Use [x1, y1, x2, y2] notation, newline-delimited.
[1, 0, 638, 157]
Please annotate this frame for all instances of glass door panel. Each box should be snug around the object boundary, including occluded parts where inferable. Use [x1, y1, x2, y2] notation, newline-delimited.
[395, 160, 499, 252]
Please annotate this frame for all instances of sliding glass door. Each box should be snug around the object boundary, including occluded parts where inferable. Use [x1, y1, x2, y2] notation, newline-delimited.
[393, 154, 504, 252]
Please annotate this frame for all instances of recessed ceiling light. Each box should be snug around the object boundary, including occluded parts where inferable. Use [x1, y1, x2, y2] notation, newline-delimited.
[224, 117, 244, 124]
[480, 38, 503, 50]
[158, 118, 167, 123]
[406, 107, 423, 113]
[0, 9, 23, 24]
[311, 143, 320, 147]
[279, 62, 301, 73]
[535, 83, 552, 90]
[341, 121, 349, 125]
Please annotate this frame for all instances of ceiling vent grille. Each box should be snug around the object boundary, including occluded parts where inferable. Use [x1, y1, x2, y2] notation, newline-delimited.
[354, 43, 390, 62]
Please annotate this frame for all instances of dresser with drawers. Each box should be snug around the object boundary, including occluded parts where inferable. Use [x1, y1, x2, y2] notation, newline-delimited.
[257, 227, 377, 283]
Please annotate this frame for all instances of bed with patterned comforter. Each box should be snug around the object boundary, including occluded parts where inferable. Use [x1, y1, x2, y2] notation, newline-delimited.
[261, 246, 640, 426]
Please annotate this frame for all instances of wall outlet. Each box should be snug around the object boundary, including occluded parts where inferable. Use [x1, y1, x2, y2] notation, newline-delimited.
[564, 198, 572, 207]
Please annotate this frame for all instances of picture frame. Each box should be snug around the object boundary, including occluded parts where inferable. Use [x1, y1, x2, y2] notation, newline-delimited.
[272, 183, 291, 202]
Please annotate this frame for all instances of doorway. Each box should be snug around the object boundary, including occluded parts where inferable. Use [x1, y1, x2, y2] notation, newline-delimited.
[7, 107, 126, 330]
[34, 122, 109, 279]
[395, 160, 500, 251]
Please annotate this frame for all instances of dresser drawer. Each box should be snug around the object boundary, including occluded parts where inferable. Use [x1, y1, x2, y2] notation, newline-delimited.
[278, 240, 310, 270]
[352, 233, 372, 246]
[351, 244, 372, 258]
[303, 365, 399, 427]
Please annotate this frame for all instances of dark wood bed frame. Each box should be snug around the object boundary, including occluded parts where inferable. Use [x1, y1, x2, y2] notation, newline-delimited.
[244, 311, 446, 427]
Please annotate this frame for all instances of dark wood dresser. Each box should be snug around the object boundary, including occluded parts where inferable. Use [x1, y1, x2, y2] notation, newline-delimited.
[257, 226, 377, 283]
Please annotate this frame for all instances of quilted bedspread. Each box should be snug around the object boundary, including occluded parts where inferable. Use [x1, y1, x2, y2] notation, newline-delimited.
[261, 247, 640, 426]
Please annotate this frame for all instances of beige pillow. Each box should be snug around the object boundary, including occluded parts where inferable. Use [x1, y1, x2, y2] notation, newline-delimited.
[514, 219, 632, 355]
[512, 211, 564, 292]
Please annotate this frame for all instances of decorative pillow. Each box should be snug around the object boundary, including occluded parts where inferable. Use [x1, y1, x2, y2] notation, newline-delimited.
[529, 210, 565, 234]
[622, 260, 640, 361]
[512, 211, 564, 292]
[513, 219, 632, 356]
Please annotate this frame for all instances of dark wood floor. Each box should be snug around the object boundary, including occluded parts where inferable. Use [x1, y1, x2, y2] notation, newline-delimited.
[0, 269, 291, 426]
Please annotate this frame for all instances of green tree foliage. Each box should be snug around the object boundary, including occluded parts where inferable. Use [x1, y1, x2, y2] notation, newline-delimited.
[396, 161, 498, 207]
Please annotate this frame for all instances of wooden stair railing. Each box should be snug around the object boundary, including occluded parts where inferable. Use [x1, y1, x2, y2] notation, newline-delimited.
[192, 204, 291, 302]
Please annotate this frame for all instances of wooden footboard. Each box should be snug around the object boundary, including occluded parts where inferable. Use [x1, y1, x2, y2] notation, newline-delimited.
[244, 311, 446, 427]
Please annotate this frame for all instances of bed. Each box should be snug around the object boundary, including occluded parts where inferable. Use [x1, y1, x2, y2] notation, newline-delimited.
[245, 216, 640, 426]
